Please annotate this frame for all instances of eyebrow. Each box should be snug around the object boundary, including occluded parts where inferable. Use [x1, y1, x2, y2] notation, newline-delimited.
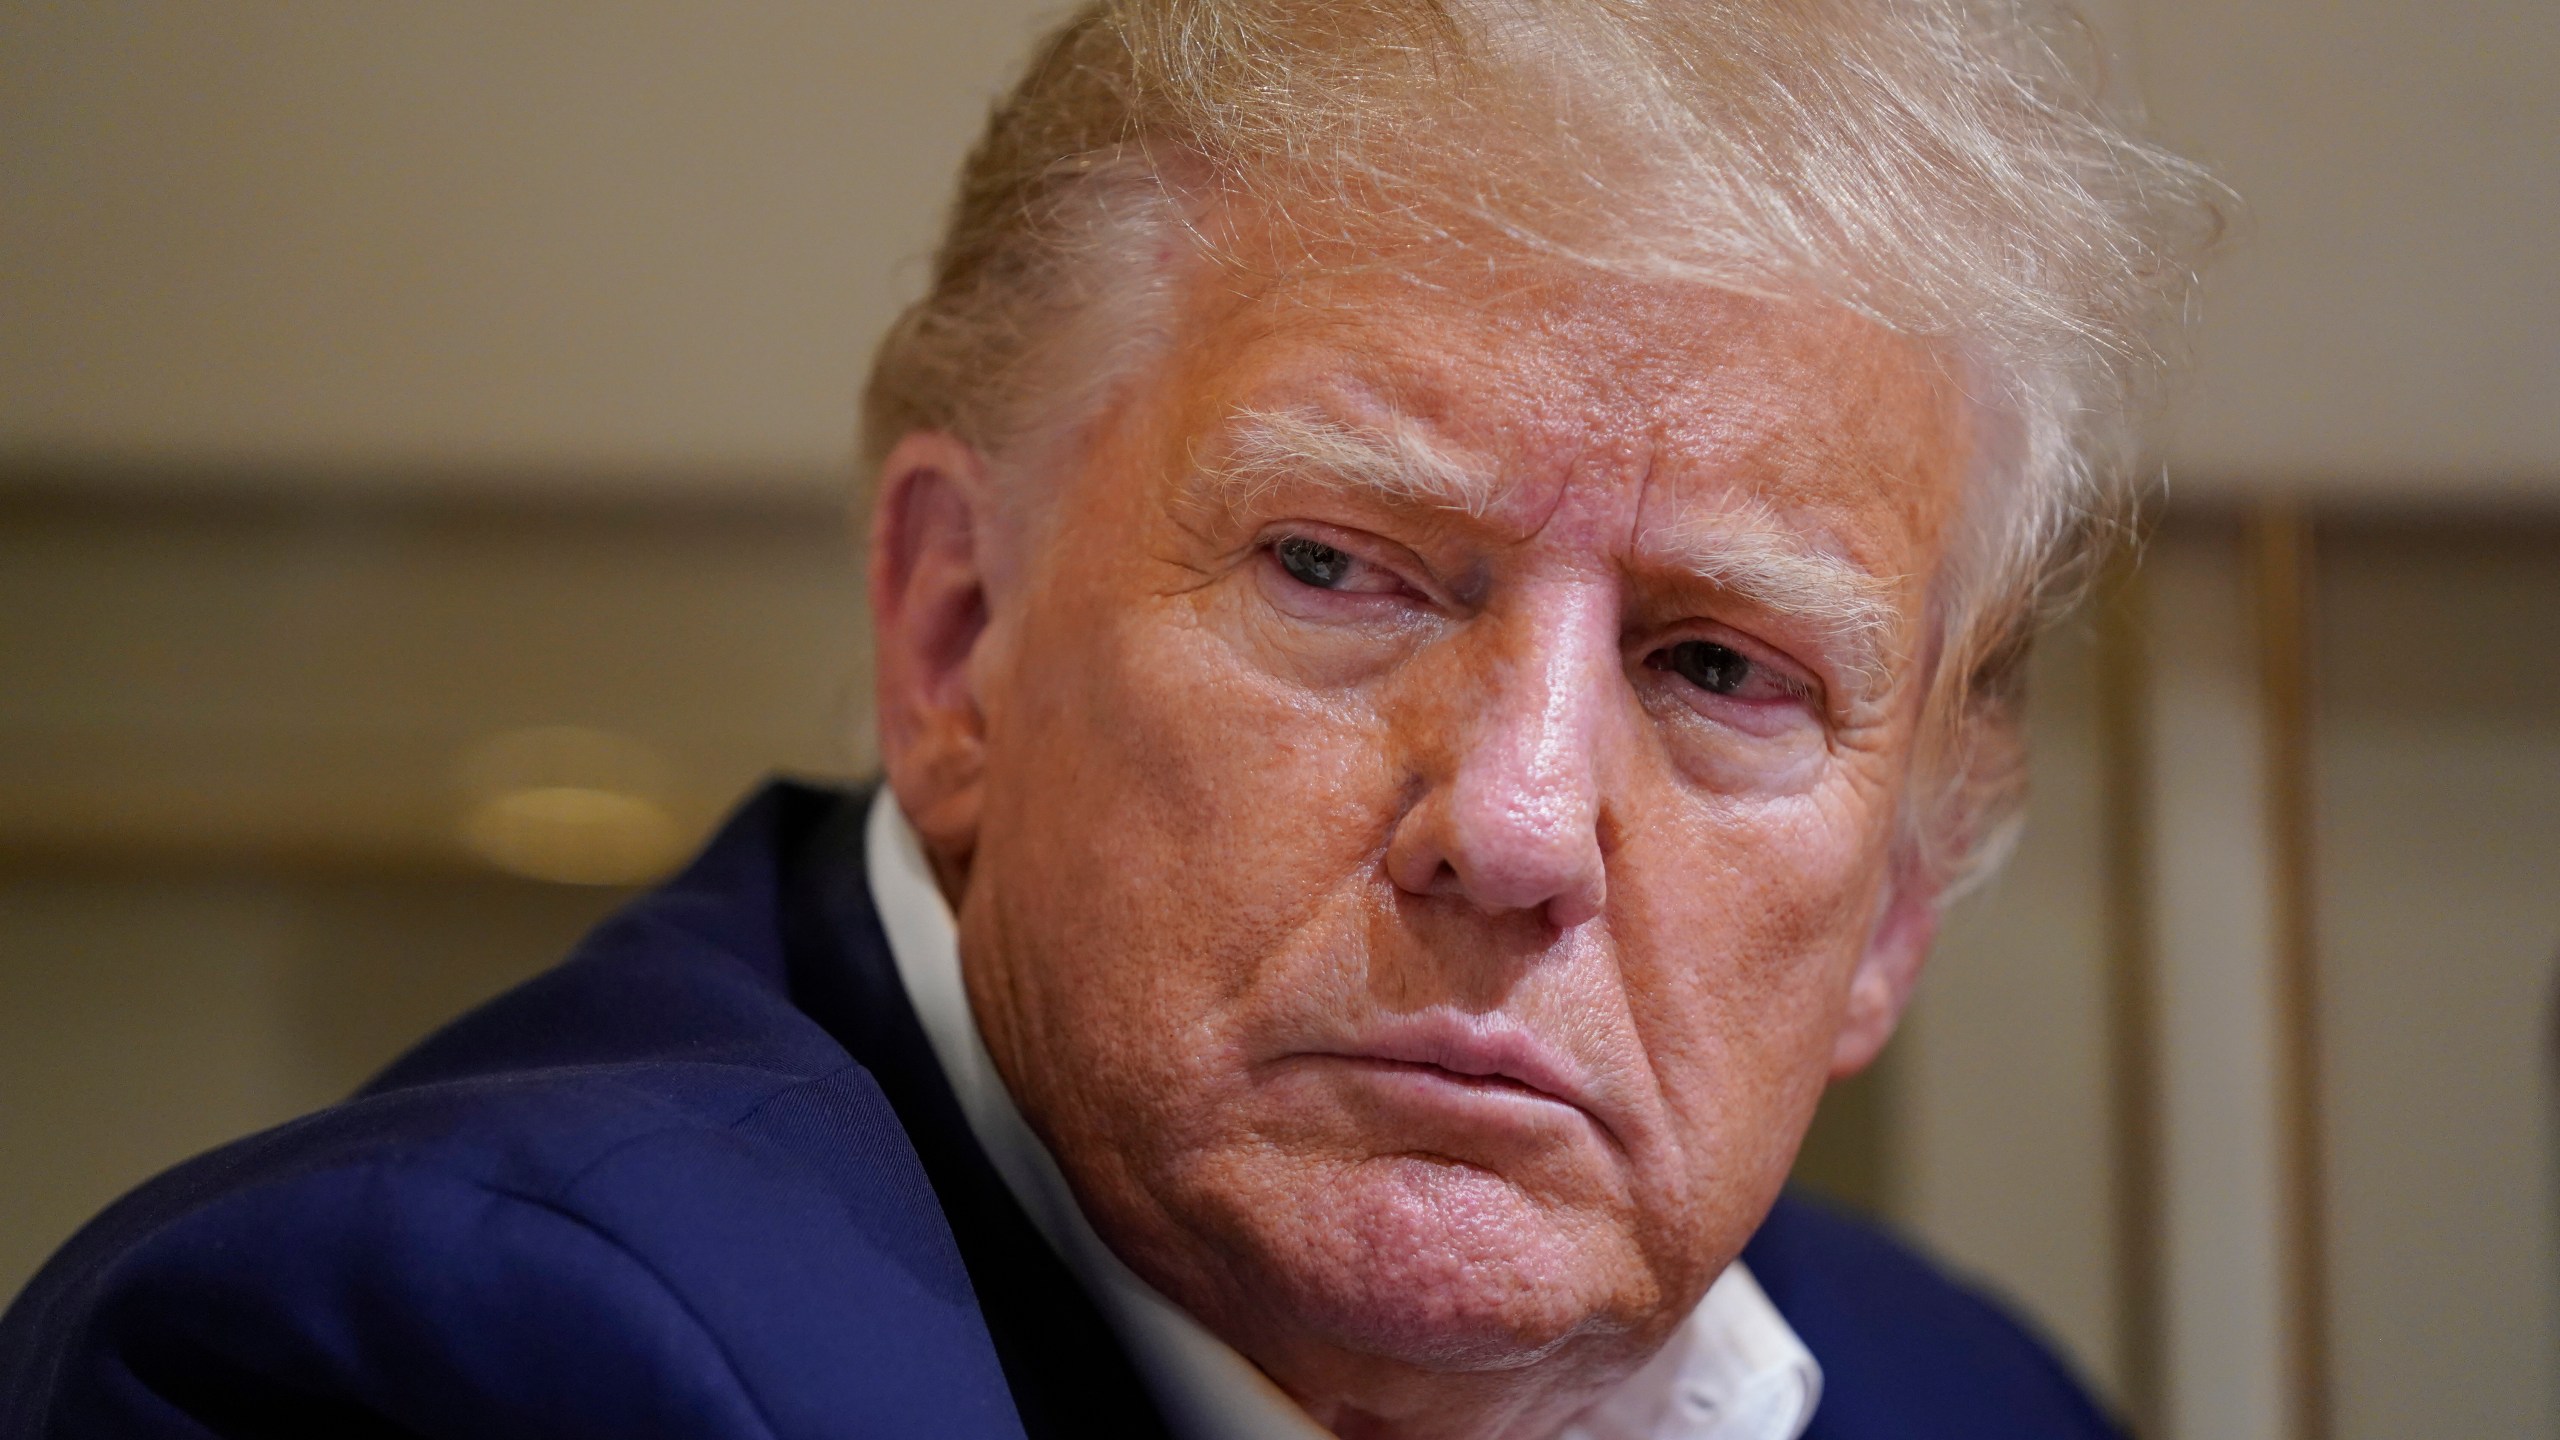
[1196, 405, 1500, 518]
[1639, 502, 1905, 689]
[1195, 404, 1904, 687]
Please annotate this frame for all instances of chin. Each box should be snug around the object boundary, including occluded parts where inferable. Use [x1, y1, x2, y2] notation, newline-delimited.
[1191, 1150, 1651, 1372]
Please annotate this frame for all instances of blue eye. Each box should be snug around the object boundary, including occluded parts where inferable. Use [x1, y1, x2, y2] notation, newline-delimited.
[1275, 536, 1355, 589]
[1653, 640, 1753, 696]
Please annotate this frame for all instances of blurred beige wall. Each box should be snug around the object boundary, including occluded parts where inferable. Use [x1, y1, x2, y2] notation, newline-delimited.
[2, 0, 1063, 489]
[0, 496, 871, 865]
[2312, 526, 2560, 1438]
[2132, 0, 2560, 495]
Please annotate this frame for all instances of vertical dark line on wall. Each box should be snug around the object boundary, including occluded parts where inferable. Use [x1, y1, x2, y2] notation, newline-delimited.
[2095, 547, 2163, 1437]
[2253, 500, 2331, 1440]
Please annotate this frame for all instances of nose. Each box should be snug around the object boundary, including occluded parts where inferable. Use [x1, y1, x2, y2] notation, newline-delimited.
[1384, 592, 1614, 930]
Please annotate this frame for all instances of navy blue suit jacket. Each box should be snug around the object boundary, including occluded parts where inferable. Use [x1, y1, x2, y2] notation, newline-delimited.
[1, 783, 2123, 1439]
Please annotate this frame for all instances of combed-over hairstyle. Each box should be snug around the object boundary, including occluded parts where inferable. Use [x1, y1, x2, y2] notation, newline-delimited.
[862, 0, 2227, 895]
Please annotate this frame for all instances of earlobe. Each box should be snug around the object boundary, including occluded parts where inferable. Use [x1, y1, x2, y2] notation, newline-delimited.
[1828, 865, 1941, 1077]
[867, 431, 999, 867]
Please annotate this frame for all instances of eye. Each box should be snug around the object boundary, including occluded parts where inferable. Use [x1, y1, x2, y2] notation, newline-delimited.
[1274, 535, 1357, 589]
[1651, 639, 1757, 696]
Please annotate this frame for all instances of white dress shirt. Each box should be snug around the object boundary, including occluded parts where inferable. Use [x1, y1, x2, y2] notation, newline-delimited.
[863, 790, 1821, 1440]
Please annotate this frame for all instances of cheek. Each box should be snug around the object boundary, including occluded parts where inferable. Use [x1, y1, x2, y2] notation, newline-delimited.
[1610, 789, 1887, 1187]
[1003, 594, 1394, 889]
[973, 584, 1399, 1070]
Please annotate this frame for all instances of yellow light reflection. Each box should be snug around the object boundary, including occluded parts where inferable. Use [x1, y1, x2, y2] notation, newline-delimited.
[454, 726, 688, 885]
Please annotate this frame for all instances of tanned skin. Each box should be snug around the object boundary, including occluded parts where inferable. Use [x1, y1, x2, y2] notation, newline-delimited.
[870, 251, 1967, 1440]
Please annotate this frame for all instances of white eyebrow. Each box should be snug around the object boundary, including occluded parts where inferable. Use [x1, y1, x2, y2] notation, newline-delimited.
[1199, 405, 1498, 517]
[1641, 502, 1906, 689]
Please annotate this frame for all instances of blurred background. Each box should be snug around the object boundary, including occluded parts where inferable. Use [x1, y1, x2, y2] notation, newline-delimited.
[2, 3, 2553, 1438]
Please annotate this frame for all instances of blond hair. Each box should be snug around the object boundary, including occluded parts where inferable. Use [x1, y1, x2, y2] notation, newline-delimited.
[863, 0, 2227, 895]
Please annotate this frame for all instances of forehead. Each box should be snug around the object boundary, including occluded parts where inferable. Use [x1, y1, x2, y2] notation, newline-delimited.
[1143, 259, 1970, 566]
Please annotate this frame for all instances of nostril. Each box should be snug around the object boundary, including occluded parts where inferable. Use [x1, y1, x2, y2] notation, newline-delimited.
[1438, 860, 1471, 897]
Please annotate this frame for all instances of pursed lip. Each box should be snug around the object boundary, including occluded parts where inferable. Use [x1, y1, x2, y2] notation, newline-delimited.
[1293, 1011, 1623, 1149]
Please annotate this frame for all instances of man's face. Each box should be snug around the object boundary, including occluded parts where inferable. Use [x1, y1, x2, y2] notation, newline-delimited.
[887, 258, 1966, 1401]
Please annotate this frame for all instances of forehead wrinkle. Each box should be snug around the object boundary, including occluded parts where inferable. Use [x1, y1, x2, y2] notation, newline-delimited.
[1637, 499, 1905, 690]
[1190, 403, 1500, 519]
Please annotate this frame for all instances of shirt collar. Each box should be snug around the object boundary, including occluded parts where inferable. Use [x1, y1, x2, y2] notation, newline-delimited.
[862, 789, 1821, 1440]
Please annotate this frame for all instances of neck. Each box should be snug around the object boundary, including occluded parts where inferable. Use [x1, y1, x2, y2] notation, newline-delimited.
[1123, 1255, 1670, 1440]
[1258, 1331, 1649, 1440]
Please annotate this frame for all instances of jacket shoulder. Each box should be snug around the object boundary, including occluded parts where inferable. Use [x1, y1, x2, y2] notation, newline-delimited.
[3, 1051, 1018, 1439]
[1745, 1193, 2126, 1440]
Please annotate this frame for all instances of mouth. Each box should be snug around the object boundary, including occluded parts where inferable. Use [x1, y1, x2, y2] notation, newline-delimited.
[1289, 1013, 1620, 1149]
[1349, 1059, 1561, 1102]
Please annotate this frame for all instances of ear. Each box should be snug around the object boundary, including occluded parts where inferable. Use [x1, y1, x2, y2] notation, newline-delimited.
[1828, 861, 1941, 1077]
[868, 431, 999, 876]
